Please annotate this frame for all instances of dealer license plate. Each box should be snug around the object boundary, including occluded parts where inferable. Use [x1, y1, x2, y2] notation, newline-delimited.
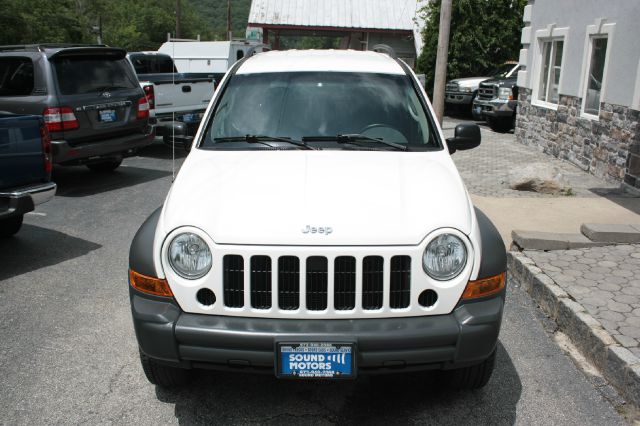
[99, 109, 117, 122]
[181, 113, 200, 123]
[277, 342, 355, 379]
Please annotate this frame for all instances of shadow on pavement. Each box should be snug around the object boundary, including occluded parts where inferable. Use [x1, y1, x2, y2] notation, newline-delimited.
[53, 165, 171, 197]
[0, 224, 101, 281]
[593, 192, 640, 215]
[155, 342, 521, 424]
[137, 140, 189, 161]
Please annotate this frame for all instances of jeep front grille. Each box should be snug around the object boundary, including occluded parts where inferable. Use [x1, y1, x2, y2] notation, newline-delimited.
[278, 256, 300, 310]
[334, 256, 356, 310]
[362, 256, 384, 309]
[223, 255, 244, 308]
[390, 256, 411, 308]
[250, 255, 272, 309]
[223, 254, 413, 313]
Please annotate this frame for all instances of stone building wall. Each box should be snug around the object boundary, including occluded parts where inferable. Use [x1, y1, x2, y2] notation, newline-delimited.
[515, 88, 640, 191]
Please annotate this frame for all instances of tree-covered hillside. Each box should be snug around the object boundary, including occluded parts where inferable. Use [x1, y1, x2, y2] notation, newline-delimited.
[0, 0, 235, 50]
[190, 0, 252, 39]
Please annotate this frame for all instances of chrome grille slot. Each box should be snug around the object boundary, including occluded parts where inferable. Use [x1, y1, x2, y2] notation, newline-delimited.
[223, 255, 244, 308]
[334, 256, 356, 310]
[478, 85, 496, 100]
[250, 255, 272, 309]
[278, 256, 300, 310]
[306, 256, 328, 310]
[390, 256, 411, 309]
[362, 256, 384, 310]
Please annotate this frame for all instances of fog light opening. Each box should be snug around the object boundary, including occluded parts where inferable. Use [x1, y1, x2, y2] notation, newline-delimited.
[196, 288, 216, 306]
[418, 289, 438, 307]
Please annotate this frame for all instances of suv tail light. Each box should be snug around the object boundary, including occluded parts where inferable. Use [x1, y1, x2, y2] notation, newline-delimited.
[39, 121, 52, 175]
[143, 84, 155, 110]
[43, 107, 79, 132]
[137, 97, 150, 119]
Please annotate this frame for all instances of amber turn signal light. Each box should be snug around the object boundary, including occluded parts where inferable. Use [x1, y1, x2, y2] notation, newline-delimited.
[129, 269, 174, 297]
[461, 272, 506, 300]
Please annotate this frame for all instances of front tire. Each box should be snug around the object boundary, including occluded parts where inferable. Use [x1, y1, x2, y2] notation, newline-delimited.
[443, 349, 496, 390]
[0, 214, 23, 237]
[86, 159, 122, 172]
[139, 350, 190, 387]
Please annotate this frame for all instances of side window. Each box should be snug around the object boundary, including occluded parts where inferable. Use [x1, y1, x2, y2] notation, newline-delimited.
[537, 39, 564, 104]
[236, 50, 244, 61]
[0, 57, 34, 96]
[583, 37, 608, 116]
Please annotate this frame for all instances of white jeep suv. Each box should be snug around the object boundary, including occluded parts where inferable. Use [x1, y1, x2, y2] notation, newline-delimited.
[128, 50, 507, 388]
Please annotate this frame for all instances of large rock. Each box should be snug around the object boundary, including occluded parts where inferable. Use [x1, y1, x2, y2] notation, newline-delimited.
[507, 163, 569, 194]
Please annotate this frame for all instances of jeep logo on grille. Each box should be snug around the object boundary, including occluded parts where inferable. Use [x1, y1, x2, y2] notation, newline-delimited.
[302, 225, 333, 235]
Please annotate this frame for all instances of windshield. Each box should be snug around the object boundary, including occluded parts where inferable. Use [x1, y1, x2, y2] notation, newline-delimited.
[490, 63, 517, 78]
[201, 72, 438, 150]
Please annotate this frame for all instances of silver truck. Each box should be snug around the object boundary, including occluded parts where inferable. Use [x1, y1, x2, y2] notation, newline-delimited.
[445, 62, 519, 115]
[127, 52, 216, 149]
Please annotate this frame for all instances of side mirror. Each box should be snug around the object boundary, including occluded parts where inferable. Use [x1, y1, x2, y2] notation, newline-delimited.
[446, 123, 481, 154]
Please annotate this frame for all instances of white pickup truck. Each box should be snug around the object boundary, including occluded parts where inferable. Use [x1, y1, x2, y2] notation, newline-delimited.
[127, 52, 216, 148]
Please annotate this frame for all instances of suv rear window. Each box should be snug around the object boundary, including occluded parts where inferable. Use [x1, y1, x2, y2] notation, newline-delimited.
[0, 57, 34, 96]
[129, 54, 177, 74]
[52, 56, 138, 95]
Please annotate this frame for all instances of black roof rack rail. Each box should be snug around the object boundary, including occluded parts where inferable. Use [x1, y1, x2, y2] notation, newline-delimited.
[371, 44, 397, 59]
[0, 43, 108, 52]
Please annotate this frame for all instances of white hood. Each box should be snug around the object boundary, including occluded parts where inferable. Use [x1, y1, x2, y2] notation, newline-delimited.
[160, 149, 473, 246]
[450, 76, 489, 88]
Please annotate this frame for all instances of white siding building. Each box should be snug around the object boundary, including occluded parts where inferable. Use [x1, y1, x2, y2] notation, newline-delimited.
[247, 0, 427, 67]
[516, 0, 640, 190]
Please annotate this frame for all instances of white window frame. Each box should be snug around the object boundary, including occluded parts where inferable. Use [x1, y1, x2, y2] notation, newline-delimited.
[579, 19, 615, 120]
[632, 58, 640, 110]
[531, 25, 568, 111]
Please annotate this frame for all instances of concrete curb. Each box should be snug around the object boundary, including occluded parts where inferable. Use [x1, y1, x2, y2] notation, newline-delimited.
[508, 250, 640, 408]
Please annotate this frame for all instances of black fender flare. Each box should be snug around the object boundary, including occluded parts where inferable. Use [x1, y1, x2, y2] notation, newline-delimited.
[474, 207, 507, 279]
[129, 206, 162, 277]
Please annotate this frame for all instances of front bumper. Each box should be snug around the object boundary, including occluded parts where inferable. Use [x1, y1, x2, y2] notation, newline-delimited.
[472, 98, 517, 120]
[131, 286, 505, 374]
[445, 92, 474, 105]
[0, 181, 56, 219]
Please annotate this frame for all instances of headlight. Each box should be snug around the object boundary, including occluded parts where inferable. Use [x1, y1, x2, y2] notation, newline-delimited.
[498, 87, 513, 100]
[460, 86, 473, 93]
[168, 232, 212, 279]
[422, 234, 467, 280]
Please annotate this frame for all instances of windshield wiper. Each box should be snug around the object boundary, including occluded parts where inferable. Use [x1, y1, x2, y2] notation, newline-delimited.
[213, 135, 318, 150]
[302, 134, 407, 151]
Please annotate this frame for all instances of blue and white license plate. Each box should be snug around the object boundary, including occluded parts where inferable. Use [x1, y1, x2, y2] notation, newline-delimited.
[277, 342, 355, 379]
[181, 113, 200, 123]
[99, 109, 117, 122]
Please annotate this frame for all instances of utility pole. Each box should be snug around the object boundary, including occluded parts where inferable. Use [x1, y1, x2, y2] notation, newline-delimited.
[432, 0, 452, 125]
[97, 14, 103, 44]
[176, 0, 182, 39]
[227, 0, 232, 41]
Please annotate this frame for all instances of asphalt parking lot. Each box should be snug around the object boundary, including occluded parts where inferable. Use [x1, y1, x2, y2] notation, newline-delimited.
[0, 133, 628, 424]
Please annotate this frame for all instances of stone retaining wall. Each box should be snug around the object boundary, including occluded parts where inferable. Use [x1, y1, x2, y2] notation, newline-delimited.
[515, 88, 640, 191]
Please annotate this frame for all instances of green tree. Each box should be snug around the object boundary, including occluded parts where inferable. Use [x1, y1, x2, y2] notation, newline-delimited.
[416, 0, 527, 95]
[0, 0, 86, 45]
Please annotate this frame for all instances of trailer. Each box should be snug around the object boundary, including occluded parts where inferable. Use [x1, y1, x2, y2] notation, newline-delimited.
[158, 40, 268, 82]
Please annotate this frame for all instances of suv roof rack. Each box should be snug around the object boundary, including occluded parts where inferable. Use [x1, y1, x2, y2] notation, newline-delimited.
[371, 44, 397, 59]
[0, 44, 108, 52]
